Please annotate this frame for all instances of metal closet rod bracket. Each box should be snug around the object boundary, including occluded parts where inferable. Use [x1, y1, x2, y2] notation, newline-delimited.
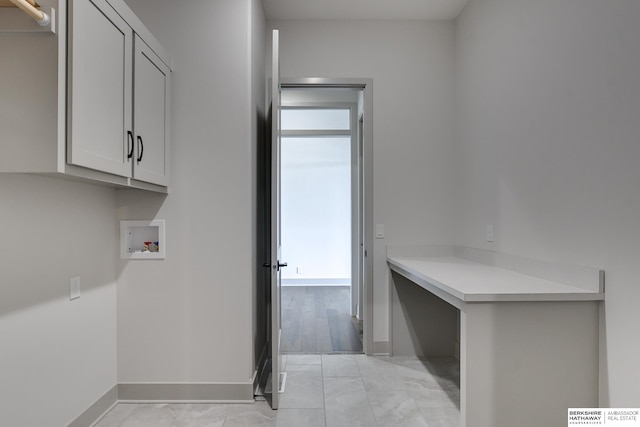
[0, 0, 55, 33]
[10, 0, 49, 25]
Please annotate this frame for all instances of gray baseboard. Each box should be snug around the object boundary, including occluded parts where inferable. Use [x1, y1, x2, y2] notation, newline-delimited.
[118, 382, 255, 402]
[68, 385, 117, 427]
[372, 340, 390, 355]
[67, 382, 254, 426]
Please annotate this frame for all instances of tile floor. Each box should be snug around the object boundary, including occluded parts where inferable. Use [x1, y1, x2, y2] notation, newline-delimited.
[94, 354, 459, 427]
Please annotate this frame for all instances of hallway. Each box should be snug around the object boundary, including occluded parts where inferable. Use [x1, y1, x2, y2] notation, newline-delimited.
[94, 354, 460, 426]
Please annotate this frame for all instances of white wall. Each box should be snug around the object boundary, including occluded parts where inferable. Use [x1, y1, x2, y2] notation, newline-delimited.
[267, 20, 456, 342]
[454, 0, 640, 405]
[118, 0, 263, 384]
[0, 175, 117, 426]
[281, 136, 352, 282]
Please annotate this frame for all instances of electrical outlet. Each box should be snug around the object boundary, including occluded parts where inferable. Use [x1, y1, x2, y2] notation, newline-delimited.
[486, 225, 495, 242]
[69, 276, 81, 300]
[296, 267, 302, 274]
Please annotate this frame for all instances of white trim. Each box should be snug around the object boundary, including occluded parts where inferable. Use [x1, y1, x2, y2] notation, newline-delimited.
[372, 340, 390, 355]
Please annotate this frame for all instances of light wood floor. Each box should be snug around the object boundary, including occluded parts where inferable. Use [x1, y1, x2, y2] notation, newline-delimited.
[281, 286, 363, 354]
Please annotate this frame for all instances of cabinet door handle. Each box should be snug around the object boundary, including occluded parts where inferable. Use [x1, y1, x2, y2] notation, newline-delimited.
[136, 135, 144, 163]
[127, 131, 134, 160]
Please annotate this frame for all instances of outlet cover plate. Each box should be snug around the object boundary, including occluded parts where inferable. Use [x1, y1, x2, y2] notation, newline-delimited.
[70, 276, 81, 300]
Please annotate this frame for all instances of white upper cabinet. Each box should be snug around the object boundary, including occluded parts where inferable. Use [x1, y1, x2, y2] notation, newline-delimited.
[0, 0, 171, 192]
[132, 35, 170, 186]
[68, 0, 133, 178]
[68, 0, 171, 187]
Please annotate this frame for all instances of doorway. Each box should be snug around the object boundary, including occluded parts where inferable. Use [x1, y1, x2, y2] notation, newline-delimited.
[256, 76, 374, 405]
[280, 95, 359, 353]
[277, 83, 372, 355]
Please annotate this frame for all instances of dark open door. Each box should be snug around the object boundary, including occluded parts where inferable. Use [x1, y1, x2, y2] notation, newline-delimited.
[266, 28, 285, 409]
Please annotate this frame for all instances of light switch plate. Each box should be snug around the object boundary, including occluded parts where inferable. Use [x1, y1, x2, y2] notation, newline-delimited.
[376, 224, 385, 239]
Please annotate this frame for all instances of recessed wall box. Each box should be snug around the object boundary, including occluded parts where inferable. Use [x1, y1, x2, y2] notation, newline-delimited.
[120, 220, 165, 259]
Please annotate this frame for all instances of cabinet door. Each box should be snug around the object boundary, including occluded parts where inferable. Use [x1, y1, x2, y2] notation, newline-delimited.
[133, 36, 170, 186]
[68, 0, 133, 178]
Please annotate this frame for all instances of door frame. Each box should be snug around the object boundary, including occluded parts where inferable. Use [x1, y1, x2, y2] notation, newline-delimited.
[280, 78, 374, 355]
[279, 100, 356, 313]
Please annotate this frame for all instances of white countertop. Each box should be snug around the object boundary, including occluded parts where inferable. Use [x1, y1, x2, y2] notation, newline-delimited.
[387, 256, 605, 304]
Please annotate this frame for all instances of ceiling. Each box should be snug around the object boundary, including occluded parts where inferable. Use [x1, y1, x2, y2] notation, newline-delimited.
[0, 0, 469, 21]
[262, 0, 471, 21]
